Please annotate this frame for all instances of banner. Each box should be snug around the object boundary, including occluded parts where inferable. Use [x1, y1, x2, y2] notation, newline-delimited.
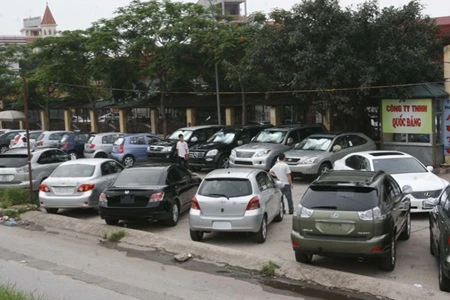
[444, 99, 450, 155]
[381, 99, 432, 134]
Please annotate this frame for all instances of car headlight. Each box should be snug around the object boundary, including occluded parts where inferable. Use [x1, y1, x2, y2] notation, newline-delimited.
[231, 149, 236, 156]
[300, 157, 317, 164]
[206, 149, 218, 157]
[164, 147, 173, 152]
[255, 150, 271, 157]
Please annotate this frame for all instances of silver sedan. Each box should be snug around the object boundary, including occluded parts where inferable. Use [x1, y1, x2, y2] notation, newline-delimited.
[189, 168, 284, 243]
[39, 159, 124, 214]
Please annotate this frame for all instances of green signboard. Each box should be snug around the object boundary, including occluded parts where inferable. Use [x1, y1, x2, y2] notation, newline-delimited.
[381, 99, 432, 134]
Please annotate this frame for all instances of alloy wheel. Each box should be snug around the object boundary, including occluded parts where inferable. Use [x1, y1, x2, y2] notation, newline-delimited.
[172, 203, 179, 223]
[124, 156, 134, 168]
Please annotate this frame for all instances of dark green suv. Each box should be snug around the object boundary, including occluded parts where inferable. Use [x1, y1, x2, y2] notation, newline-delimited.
[428, 186, 450, 292]
[291, 170, 411, 271]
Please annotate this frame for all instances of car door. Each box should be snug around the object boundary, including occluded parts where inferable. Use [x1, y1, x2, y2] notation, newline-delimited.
[388, 176, 409, 223]
[166, 166, 189, 210]
[49, 132, 65, 148]
[191, 129, 208, 145]
[439, 196, 450, 261]
[383, 177, 404, 236]
[131, 136, 147, 161]
[330, 136, 351, 160]
[176, 166, 198, 211]
[262, 172, 280, 222]
[255, 171, 272, 215]
[430, 187, 450, 256]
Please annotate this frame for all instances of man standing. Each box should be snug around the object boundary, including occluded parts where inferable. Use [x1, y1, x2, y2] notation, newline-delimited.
[176, 134, 189, 169]
[269, 153, 294, 214]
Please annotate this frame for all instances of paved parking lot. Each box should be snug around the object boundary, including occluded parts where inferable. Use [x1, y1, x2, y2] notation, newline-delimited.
[57, 171, 439, 291]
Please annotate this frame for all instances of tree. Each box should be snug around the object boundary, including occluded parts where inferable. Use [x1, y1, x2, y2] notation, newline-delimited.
[0, 46, 22, 109]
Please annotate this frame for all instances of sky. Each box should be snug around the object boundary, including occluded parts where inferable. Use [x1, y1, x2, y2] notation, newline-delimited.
[0, 0, 449, 35]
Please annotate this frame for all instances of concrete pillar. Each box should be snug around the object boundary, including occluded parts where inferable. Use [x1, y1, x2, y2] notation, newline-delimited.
[269, 106, 281, 126]
[119, 108, 128, 133]
[0, 121, 3, 130]
[225, 107, 235, 126]
[19, 121, 24, 129]
[40, 110, 50, 131]
[64, 110, 73, 132]
[322, 106, 332, 131]
[90, 110, 98, 133]
[186, 108, 197, 127]
[150, 109, 158, 134]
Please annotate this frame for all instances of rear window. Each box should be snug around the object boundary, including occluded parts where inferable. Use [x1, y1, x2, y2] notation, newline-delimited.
[302, 186, 378, 211]
[0, 155, 28, 168]
[198, 178, 252, 198]
[113, 169, 163, 186]
[29, 132, 41, 139]
[36, 134, 44, 141]
[87, 136, 95, 144]
[114, 138, 125, 146]
[60, 133, 70, 143]
[51, 164, 96, 178]
[50, 133, 65, 141]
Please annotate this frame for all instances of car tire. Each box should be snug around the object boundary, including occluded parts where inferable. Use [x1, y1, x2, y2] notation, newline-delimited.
[439, 255, 450, 292]
[123, 155, 135, 168]
[95, 152, 108, 158]
[379, 235, 396, 271]
[190, 230, 204, 242]
[295, 252, 313, 264]
[68, 151, 78, 160]
[318, 162, 332, 175]
[217, 155, 230, 169]
[45, 208, 58, 214]
[273, 200, 284, 222]
[254, 216, 267, 243]
[430, 231, 435, 256]
[105, 219, 119, 226]
[398, 212, 411, 241]
[165, 201, 180, 227]
[0, 145, 8, 153]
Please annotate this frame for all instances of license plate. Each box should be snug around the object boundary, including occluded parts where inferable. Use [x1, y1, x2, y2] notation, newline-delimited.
[121, 195, 134, 204]
[212, 221, 232, 230]
[0, 175, 13, 182]
[54, 187, 74, 194]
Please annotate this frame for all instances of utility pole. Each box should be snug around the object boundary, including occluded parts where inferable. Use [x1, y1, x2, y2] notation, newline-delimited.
[21, 75, 33, 201]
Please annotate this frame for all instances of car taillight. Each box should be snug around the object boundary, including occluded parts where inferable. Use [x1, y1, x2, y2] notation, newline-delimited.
[447, 236, 450, 245]
[39, 184, 50, 192]
[12, 135, 20, 145]
[89, 144, 95, 149]
[36, 140, 43, 147]
[191, 197, 201, 210]
[292, 241, 300, 248]
[358, 206, 384, 221]
[371, 246, 383, 253]
[246, 196, 260, 210]
[62, 142, 69, 149]
[99, 193, 107, 201]
[149, 192, 164, 202]
[119, 145, 124, 153]
[77, 184, 95, 192]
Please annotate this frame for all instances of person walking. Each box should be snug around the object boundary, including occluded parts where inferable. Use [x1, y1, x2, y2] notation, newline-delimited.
[176, 134, 189, 169]
[269, 153, 294, 214]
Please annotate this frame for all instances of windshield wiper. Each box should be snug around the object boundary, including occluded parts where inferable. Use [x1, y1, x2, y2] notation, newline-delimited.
[204, 193, 229, 199]
[310, 205, 337, 210]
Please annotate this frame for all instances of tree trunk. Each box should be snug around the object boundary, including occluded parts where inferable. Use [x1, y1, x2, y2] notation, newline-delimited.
[160, 91, 167, 137]
[240, 79, 246, 125]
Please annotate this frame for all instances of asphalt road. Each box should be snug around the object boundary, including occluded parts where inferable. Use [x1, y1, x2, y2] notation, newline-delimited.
[56, 171, 440, 292]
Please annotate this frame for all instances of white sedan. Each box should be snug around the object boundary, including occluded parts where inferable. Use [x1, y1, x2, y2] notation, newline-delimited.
[334, 150, 448, 213]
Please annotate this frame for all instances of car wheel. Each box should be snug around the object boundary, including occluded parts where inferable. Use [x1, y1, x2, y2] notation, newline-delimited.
[68, 151, 78, 160]
[105, 219, 119, 226]
[318, 162, 332, 175]
[254, 216, 267, 243]
[165, 201, 180, 227]
[45, 208, 58, 214]
[379, 235, 396, 271]
[439, 255, 450, 292]
[190, 230, 204, 242]
[0, 145, 8, 153]
[123, 155, 135, 168]
[95, 152, 108, 158]
[295, 252, 313, 264]
[217, 155, 230, 169]
[430, 231, 435, 256]
[399, 212, 411, 240]
[273, 200, 284, 222]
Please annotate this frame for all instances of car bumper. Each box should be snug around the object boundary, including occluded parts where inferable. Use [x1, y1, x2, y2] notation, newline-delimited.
[39, 191, 97, 208]
[229, 156, 270, 170]
[110, 153, 125, 162]
[147, 152, 174, 162]
[83, 151, 98, 159]
[287, 163, 320, 175]
[189, 209, 264, 233]
[98, 206, 170, 220]
[188, 157, 218, 168]
[0, 180, 39, 191]
[410, 196, 436, 213]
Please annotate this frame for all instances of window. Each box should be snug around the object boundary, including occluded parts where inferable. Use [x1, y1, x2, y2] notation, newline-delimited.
[130, 136, 145, 145]
[109, 161, 124, 173]
[192, 129, 207, 142]
[114, 169, 163, 186]
[287, 130, 300, 144]
[102, 134, 118, 144]
[37, 151, 53, 164]
[263, 172, 275, 188]
[387, 176, 401, 197]
[167, 167, 183, 183]
[146, 136, 160, 144]
[101, 162, 112, 176]
[440, 187, 450, 205]
[332, 136, 348, 150]
[347, 135, 367, 147]
[345, 155, 369, 170]
[50, 150, 70, 163]
[51, 164, 95, 178]
[74, 134, 88, 143]
[383, 178, 399, 203]
[49, 133, 64, 141]
[0, 155, 28, 168]
[206, 128, 220, 138]
[198, 178, 252, 198]
[256, 172, 268, 191]
[443, 197, 450, 218]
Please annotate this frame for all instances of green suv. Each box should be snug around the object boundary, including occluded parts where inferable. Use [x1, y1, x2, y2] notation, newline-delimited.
[428, 186, 450, 292]
[291, 170, 411, 271]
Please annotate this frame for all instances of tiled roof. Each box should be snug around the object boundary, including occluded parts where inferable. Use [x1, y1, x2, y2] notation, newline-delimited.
[435, 16, 450, 26]
[41, 4, 56, 25]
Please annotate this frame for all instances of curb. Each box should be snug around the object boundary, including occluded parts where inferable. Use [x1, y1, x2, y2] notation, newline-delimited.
[22, 211, 448, 300]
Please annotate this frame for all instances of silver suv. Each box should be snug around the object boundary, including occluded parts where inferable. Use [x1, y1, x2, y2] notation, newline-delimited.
[284, 132, 376, 176]
[35, 131, 70, 148]
[0, 148, 70, 191]
[83, 132, 122, 158]
[229, 125, 324, 171]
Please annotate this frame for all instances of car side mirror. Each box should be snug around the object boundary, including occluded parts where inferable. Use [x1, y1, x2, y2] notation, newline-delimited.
[287, 137, 294, 145]
[426, 166, 434, 172]
[423, 198, 439, 209]
[332, 145, 341, 152]
[237, 140, 243, 146]
[191, 136, 198, 143]
[402, 185, 413, 194]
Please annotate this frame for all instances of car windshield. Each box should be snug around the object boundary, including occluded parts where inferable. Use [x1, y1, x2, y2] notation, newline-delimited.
[60, 134, 70, 143]
[51, 164, 96, 178]
[295, 137, 332, 151]
[373, 157, 427, 174]
[114, 138, 125, 146]
[253, 130, 287, 144]
[113, 169, 163, 186]
[167, 130, 193, 141]
[198, 178, 252, 198]
[0, 155, 28, 168]
[207, 132, 236, 144]
[302, 186, 378, 211]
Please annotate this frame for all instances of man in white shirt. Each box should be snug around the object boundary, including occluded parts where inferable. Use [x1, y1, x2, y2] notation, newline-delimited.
[176, 134, 189, 169]
[269, 153, 294, 214]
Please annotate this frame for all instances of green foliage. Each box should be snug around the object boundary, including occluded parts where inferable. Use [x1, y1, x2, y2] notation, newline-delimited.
[0, 284, 45, 300]
[260, 261, 280, 277]
[0, 188, 37, 209]
[105, 230, 127, 242]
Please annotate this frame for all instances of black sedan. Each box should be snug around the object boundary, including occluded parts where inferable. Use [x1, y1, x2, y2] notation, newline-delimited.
[99, 164, 201, 227]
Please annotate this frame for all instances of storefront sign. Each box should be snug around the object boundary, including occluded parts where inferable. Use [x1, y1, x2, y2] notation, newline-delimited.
[443, 99, 450, 155]
[381, 99, 432, 134]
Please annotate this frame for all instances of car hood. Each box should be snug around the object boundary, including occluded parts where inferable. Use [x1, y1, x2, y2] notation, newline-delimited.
[190, 142, 230, 151]
[152, 140, 177, 147]
[234, 142, 288, 152]
[284, 149, 330, 160]
[392, 172, 449, 191]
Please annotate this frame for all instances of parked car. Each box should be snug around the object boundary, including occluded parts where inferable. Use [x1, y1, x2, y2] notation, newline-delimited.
[83, 132, 123, 158]
[229, 125, 324, 171]
[0, 130, 25, 153]
[35, 131, 70, 148]
[111, 133, 162, 168]
[334, 151, 449, 213]
[98, 112, 119, 123]
[188, 126, 269, 170]
[0, 148, 70, 191]
[147, 125, 226, 163]
[10, 131, 42, 149]
[189, 168, 285, 243]
[72, 115, 90, 123]
[284, 132, 376, 177]
[58, 132, 93, 159]
[291, 170, 411, 271]
[99, 164, 201, 226]
[427, 186, 450, 292]
[39, 159, 124, 214]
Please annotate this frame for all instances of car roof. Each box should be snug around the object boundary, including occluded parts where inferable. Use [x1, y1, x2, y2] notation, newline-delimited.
[41, 130, 70, 135]
[60, 158, 115, 166]
[347, 150, 411, 159]
[177, 125, 225, 131]
[123, 133, 157, 137]
[205, 168, 261, 179]
[91, 132, 122, 137]
[264, 124, 323, 131]
[313, 170, 385, 188]
[308, 132, 367, 138]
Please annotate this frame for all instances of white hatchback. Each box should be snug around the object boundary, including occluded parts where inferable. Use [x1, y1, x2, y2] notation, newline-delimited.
[334, 150, 449, 213]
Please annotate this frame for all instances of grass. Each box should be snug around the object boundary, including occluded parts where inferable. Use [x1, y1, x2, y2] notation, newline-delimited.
[104, 230, 127, 242]
[0, 188, 38, 209]
[260, 261, 280, 277]
[0, 284, 45, 300]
